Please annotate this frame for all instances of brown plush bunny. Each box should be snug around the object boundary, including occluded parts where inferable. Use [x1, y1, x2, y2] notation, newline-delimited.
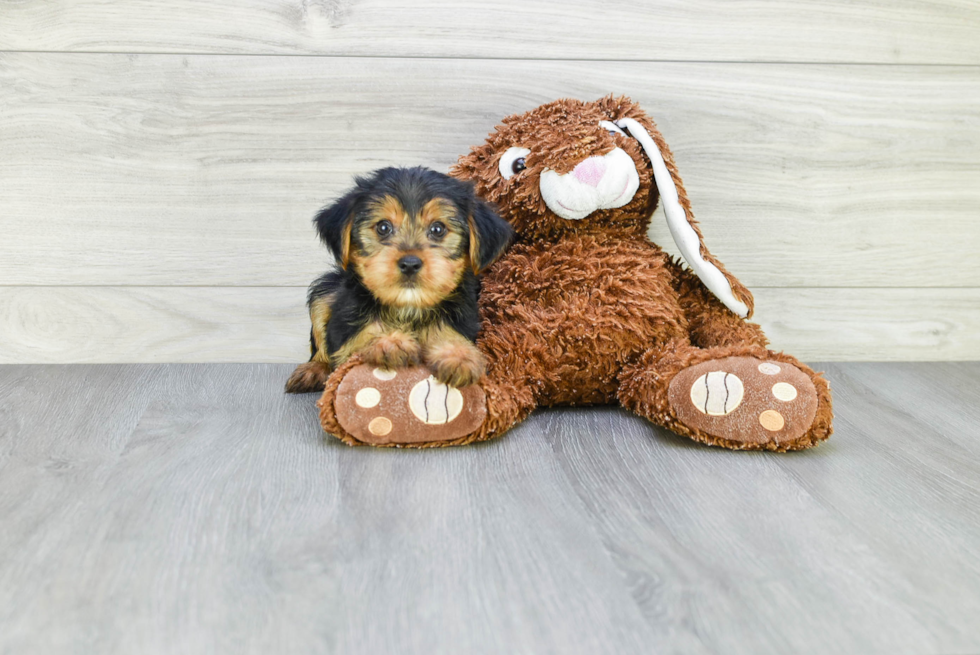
[315, 96, 833, 450]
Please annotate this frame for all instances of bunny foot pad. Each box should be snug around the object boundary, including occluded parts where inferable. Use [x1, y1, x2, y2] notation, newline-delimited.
[668, 357, 817, 447]
[332, 365, 486, 445]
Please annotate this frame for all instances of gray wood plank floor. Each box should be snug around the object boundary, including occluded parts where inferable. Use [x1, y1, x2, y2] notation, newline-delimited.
[1, 363, 978, 654]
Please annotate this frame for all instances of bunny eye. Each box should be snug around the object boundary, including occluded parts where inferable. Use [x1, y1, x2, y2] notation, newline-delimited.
[599, 120, 627, 137]
[498, 147, 531, 180]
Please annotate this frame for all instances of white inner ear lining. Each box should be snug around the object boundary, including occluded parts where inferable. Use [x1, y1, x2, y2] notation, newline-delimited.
[615, 117, 749, 318]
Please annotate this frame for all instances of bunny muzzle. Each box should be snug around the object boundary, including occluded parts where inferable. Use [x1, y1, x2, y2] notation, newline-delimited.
[538, 147, 640, 220]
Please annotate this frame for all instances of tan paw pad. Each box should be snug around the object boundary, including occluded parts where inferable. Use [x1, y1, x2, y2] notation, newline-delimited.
[373, 368, 397, 381]
[771, 382, 798, 402]
[355, 387, 381, 408]
[690, 371, 744, 416]
[759, 410, 785, 431]
[368, 416, 393, 436]
[409, 377, 465, 424]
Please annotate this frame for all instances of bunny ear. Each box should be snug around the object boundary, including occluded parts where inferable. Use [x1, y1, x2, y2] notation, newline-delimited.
[615, 117, 753, 319]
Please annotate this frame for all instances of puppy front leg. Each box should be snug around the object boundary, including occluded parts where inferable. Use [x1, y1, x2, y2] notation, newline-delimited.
[357, 323, 422, 370]
[422, 323, 486, 388]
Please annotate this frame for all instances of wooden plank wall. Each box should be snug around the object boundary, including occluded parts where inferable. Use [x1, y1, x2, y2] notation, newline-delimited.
[1, 1, 979, 363]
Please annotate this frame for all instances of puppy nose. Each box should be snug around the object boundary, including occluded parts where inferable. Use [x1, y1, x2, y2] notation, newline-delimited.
[397, 255, 423, 275]
[572, 156, 607, 187]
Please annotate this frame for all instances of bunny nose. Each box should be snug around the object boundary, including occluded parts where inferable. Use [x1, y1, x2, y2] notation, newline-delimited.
[572, 156, 607, 187]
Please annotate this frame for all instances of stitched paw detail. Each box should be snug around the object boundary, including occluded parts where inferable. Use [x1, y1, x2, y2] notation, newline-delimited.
[409, 377, 465, 424]
[333, 365, 486, 445]
[668, 357, 818, 446]
[689, 371, 744, 416]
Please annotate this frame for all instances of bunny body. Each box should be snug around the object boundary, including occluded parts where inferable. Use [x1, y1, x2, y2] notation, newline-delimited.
[479, 234, 688, 405]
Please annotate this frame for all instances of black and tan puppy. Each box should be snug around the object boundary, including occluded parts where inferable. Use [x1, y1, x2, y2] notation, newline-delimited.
[286, 167, 513, 394]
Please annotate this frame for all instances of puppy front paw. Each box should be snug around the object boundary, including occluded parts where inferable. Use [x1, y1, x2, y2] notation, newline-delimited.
[426, 343, 486, 388]
[363, 331, 422, 369]
[286, 361, 331, 393]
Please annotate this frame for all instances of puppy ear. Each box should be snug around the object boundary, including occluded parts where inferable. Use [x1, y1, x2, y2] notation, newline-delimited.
[467, 198, 514, 274]
[313, 190, 358, 269]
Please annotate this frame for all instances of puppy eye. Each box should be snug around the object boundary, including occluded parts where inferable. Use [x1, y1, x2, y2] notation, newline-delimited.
[599, 120, 627, 137]
[375, 220, 393, 237]
[498, 147, 531, 180]
[428, 222, 446, 239]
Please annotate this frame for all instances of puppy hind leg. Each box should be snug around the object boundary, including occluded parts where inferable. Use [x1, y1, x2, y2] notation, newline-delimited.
[285, 325, 332, 392]
[285, 296, 334, 393]
[285, 360, 332, 393]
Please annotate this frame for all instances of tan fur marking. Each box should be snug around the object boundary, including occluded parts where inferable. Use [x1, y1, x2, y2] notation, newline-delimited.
[421, 197, 457, 227]
[330, 321, 387, 368]
[415, 249, 466, 306]
[467, 213, 482, 273]
[353, 246, 405, 304]
[362, 330, 422, 369]
[369, 194, 408, 229]
[331, 321, 422, 370]
[339, 220, 353, 269]
[422, 323, 486, 388]
[309, 295, 332, 363]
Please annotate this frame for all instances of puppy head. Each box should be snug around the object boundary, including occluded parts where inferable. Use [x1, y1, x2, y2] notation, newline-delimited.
[451, 95, 661, 240]
[315, 167, 513, 308]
